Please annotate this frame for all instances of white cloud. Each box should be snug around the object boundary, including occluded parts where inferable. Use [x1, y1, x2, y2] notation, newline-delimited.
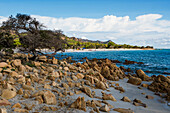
[0, 14, 170, 48]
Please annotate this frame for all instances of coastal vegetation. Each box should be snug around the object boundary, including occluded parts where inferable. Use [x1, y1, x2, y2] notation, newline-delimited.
[0, 14, 66, 58]
[64, 37, 154, 49]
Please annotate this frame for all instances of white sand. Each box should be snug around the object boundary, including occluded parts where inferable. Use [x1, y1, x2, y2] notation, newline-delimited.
[64, 48, 150, 53]
[71, 79, 170, 113]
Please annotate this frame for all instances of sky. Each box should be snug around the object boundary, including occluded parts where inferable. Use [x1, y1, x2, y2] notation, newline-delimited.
[0, 0, 170, 48]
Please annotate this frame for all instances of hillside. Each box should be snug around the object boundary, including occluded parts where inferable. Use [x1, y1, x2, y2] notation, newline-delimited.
[63, 36, 154, 49]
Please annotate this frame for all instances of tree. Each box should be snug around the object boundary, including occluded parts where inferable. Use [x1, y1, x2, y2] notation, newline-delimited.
[107, 41, 116, 48]
[0, 30, 16, 54]
[1, 13, 66, 58]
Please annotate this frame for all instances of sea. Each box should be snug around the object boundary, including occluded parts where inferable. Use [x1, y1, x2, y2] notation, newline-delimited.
[55, 49, 170, 77]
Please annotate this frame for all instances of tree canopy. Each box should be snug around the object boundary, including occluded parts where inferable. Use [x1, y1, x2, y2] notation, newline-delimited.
[0, 13, 66, 57]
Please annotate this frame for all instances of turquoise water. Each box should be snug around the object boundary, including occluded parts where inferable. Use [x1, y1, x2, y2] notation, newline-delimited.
[56, 49, 170, 76]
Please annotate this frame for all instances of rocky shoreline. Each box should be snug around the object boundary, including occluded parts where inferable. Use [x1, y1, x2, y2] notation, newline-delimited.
[0, 53, 169, 113]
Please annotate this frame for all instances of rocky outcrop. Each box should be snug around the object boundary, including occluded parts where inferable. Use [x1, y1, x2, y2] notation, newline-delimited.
[148, 75, 170, 101]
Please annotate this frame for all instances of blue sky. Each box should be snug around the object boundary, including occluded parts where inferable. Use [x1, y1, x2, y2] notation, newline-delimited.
[0, 0, 170, 19]
[0, 0, 170, 48]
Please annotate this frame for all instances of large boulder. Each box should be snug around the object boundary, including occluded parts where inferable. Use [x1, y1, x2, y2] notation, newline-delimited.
[127, 76, 142, 85]
[136, 69, 150, 81]
[43, 91, 57, 105]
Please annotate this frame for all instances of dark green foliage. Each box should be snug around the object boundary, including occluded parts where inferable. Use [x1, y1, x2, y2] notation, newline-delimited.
[0, 31, 16, 52]
[1, 13, 66, 57]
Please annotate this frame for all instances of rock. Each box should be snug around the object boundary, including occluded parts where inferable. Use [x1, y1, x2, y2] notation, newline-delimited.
[101, 66, 112, 80]
[43, 90, 57, 105]
[95, 81, 107, 90]
[62, 83, 69, 89]
[14, 108, 29, 113]
[12, 59, 21, 67]
[52, 57, 58, 64]
[47, 67, 54, 73]
[92, 100, 102, 107]
[12, 103, 22, 108]
[44, 84, 52, 89]
[0, 62, 8, 68]
[72, 75, 78, 81]
[32, 61, 41, 67]
[121, 96, 131, 102]
[76, 73, 84, 79]
[127, 76, 142, 85]
[133, 99, 147, 108]
[0, 108, 7, 113]
[115, 87, 125, 93]
[136, 69, 150, 81]
[146, 95, 154, 99]
[64, 67, 69, 71]
[1, 89, 16, 99]
[22, 84, 35, 91]
[68, 92, 74, 96]
[141, 84, 149, 88]
[0, 98, 11, 106]
[17, 88, 23, 95]
[81, 86, 93, 98]
[59, 102, 64, 107]
[38, 55, 47, 62]
[70, 96, 86, 111]
[99, 105, 110, 112]
[114, 108, 134, 113]
[35, 96, 44, 104]
[3, 83, 16, 92]
[18, 65, 26, 72]
[102, 93, 116, 101]
[9, 71, 18, 77]
[133, 102, 147, 108]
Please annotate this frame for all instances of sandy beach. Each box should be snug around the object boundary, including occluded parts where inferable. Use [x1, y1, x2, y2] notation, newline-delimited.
[36, 48, 154, 53]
